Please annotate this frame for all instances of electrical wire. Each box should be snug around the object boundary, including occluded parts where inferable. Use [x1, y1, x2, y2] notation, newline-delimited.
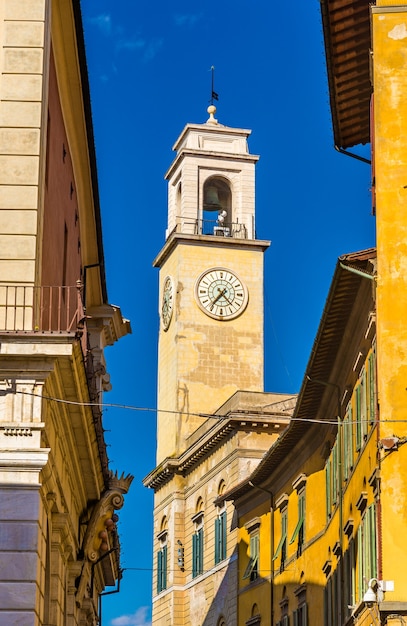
[1, 387, 404, 427]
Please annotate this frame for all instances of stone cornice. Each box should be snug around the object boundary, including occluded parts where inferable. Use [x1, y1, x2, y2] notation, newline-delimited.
[153, 233, 270, 268]
[164, 148, 259, 180]
[143, 413, 289, 491]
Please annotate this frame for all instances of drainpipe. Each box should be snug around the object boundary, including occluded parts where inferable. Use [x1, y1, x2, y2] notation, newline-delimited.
[98, 568, 123, 626]
[249, 482, 274, 624]
[334, 145, 371, 165]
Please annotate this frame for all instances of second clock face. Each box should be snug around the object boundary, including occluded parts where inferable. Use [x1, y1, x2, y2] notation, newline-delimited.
[161, 276, 174, 330]
[195, 268, 248, 320]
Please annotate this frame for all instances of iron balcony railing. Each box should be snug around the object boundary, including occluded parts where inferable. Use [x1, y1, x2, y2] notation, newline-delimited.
[0, 282, 86, 335]
[174, 217, 248, 239]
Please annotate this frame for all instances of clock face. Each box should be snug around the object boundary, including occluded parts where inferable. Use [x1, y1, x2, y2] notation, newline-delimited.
[195, 268, 248, 320]
[161, 276, 174, 330]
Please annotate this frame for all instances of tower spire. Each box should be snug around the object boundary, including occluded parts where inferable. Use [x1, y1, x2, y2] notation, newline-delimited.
[210, 65, 219, 105]
[207, 65, 219, 125]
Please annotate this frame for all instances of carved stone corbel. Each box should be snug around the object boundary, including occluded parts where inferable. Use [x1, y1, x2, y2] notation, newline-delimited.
[82, 471, 133, 563]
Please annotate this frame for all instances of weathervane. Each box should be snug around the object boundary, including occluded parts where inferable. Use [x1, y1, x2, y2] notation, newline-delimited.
[210, 66, 219, 105]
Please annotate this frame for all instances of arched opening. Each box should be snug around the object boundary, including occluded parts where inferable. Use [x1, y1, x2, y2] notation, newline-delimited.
[202, 177, 232, 235]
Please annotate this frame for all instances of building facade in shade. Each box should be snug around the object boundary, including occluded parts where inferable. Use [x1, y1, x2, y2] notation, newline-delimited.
[143, 105, 297, 625]
[0, 1, 131, 624]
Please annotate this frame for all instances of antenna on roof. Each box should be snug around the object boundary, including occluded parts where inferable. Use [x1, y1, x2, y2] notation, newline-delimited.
[210, 66, 219, 105]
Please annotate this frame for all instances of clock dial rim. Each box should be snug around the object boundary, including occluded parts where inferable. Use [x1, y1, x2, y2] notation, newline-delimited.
[161, 275, 174, 330]
[195, 267, 248, 321]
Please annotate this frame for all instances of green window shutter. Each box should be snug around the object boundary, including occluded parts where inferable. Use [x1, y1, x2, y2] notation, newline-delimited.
[303, 603, 308, 626]
[198, 527, 203, 575]
[290, 492, 305, 546]
[357, 525, 363, 601]
[343, 414, 349, 481]
[273, 512, 287, 560]
[332, 443, 337, 504]
[369, 351, 376, 424]
[348, 404, 354, 470]
[242, 533, 259, 580]
[157, 550, 162, 593]
[162, 545, 167, 590]
[366, 504, 377, 580]
[325, 460, 331, 519]
[356, 386, 362, 451]
[214, 517, 220, 564]
[220, 510, 227, 561]
[361, 369, 367, 439]
[192, 533, 197, 578]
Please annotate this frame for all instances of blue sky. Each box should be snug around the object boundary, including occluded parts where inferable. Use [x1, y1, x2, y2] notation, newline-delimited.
[80, 2, 375, 624]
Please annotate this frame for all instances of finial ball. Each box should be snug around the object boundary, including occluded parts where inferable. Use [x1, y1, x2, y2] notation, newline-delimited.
[207, 104, 217, 115]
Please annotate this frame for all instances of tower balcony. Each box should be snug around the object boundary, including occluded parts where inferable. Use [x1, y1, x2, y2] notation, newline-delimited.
[171, 216, 249, 239]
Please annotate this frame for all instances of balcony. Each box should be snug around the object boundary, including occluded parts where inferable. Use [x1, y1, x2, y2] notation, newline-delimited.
[172, 217, 248, 239]
[0, 282, 86, 336]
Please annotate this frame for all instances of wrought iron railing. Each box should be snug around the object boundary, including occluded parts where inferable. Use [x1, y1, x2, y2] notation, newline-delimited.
[0, 282, 86, 334]
[174, 217, 248, 239]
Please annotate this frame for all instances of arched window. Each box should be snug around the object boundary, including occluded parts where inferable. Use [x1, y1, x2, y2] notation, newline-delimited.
[245, 603, 261, 626]
[202, 177, 232, 235]
[192, 498, 204, 577]
[157, 516, 168, 593]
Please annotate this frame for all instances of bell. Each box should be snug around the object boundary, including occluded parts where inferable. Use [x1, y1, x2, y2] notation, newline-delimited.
[204, 186, 220, 207]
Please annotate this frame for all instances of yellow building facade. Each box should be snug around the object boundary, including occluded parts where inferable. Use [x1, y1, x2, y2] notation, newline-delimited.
[0, 1, 131, 623]
[227, 250, 378, 626]
[224, 1, 407, 624]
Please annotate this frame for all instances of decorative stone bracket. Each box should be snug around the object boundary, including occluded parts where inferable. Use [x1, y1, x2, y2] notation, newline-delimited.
[82, 470, 133, 563]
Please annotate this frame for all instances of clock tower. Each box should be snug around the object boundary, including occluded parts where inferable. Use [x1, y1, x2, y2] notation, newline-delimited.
[154, 105, 270, 462]
[144, 106, 295, 626]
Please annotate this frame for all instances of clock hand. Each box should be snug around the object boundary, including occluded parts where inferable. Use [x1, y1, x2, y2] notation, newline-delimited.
[212, 287, 227, 305]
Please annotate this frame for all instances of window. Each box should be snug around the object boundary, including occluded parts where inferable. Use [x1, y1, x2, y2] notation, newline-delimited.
[357, 503, 377, 601]
[290, 476, 306, 557]
[215, 509, 227, 564]
[243, 532, 259, 581]
[192, 500, 204, 578]
[157, 544, 167, 593]
[293, 604, 307, 626]
[293, 585, 307, 626]
[156, 519, 168, 594]
[273, 505, 287, 572]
